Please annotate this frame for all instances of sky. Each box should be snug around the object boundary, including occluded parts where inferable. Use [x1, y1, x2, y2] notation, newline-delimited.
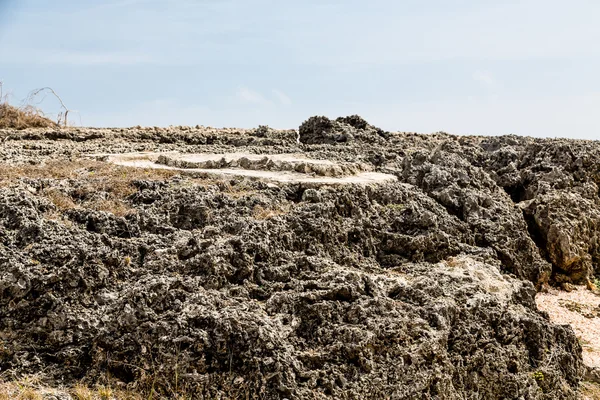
[0, 0, 599, 139]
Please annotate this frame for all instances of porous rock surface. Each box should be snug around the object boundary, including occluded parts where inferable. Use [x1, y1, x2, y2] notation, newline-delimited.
[0, 118, 598, 399]
[466, 136, 600, 286]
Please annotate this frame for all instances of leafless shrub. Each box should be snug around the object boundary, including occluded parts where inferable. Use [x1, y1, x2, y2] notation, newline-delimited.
[25, 87, 72, 127]
[0, 82, 73, 129]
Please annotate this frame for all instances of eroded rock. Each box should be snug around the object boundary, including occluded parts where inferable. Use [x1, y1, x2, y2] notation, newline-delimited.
[0, 120, 598, 399]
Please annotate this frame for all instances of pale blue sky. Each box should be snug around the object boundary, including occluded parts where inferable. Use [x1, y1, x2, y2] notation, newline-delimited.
[1, 0, 600, 139]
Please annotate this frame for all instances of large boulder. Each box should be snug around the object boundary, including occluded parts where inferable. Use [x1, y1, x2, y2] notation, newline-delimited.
[469, 136, 600, 284]
[400, 146, 552, 286]
[522, 191, 600, 285]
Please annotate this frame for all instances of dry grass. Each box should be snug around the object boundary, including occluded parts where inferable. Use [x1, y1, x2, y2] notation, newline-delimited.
[220, 180, 256, 199]
[45, 188, 77, 210]
[0, 103, 57, 130]
[97, 386, 114, 400]
[84, 199, 134, 218]
[0, 159, 178, 186]
[0, 377, 45, 400]
[0, 160, 183, 217]
[252, 203, 291, 220]
[17, 388, 43, 400]
[0, 378, 258, 400]
[0, 378, 148, 400]
[0, 159, 257, 218]
[0, 376, 208, 400]
[72, 383, 95, 400]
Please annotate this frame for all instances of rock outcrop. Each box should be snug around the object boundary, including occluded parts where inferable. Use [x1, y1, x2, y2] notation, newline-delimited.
[0, 118, 598, 399]
[298, 115, 388, 145]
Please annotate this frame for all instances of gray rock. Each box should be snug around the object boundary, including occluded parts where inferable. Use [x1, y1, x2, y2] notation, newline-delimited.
[0, 120, 598, 399]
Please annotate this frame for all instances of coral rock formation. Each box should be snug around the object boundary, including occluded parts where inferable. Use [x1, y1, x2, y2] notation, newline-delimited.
[0, 118, 598, 399]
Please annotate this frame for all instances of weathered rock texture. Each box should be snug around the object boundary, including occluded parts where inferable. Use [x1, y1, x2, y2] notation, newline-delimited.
[0, 119, 598, 399]
[298, 115, 388, 145]
[466, 136, 600, 286]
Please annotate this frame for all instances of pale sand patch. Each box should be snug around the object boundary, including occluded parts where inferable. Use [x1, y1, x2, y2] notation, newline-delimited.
[536, 286, 600, 368]
[86, 152, 397, 186]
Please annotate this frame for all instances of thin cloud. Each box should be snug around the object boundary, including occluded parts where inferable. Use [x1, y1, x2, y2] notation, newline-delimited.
[63, 0, 155, 16]
[42, 51, 154, 66]
[236, 87, 267, 104]
[473, 70, 497, 89]
[272, 89, 291, 105]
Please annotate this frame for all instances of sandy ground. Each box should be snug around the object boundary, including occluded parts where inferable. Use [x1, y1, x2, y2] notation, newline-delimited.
[536, 286, 600, 368]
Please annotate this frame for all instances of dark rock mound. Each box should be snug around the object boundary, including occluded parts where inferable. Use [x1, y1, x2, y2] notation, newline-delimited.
[299, 115, 388, 145]
[335, 115, 369, 130]
[299, 115, 342, 144]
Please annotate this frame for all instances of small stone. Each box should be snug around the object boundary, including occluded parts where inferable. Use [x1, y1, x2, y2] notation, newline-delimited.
[562, 282, 576, 292]
[302, 188, 321, 203]
[234, 376, 244, 385]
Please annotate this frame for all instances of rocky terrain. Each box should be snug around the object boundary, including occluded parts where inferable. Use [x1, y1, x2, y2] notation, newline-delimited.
[0, 116, 599, 399]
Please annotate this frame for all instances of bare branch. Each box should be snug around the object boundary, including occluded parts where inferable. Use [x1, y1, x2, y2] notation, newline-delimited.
[26, 87, 71, 127]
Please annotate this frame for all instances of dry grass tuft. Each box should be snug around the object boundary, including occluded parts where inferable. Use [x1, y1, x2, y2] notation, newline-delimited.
[0, 103, 57, 129]
[219, 180, 256, 199]
[72, 383, 94, 400]
[252, 204, 291, 220]
[0, 379, 44, 400]
[17, 388, 42, 400]
[97, 385, 113, 400]
[71, 383, 145, 400]
[0, 378, 149, 400]
[85, 198, 134, 218]
[45, 188, 77, 210]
